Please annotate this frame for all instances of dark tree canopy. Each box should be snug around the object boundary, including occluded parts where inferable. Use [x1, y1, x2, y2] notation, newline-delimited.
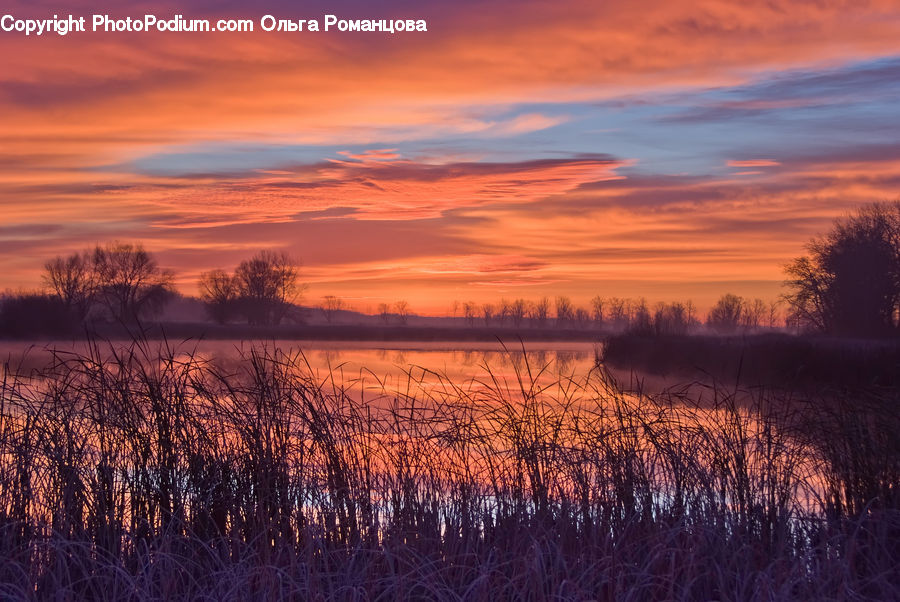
[784, 202, 900, 337]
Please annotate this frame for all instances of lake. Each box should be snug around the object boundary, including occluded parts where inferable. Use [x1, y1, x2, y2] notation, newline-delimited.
[0, 338, 603, 397]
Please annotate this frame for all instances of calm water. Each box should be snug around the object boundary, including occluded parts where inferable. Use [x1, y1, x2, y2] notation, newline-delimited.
[0, 339, 603, 398]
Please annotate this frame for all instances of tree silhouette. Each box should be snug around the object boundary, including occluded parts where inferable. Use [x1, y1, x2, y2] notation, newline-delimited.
[233, 251, 301, 326]
[320, 295, 344, 324]
[378, 303, 391, 324]
[510, 299, 527, 327]
[784, 202, 900, 336]
[590, 296, 605, 327]
[555, 296, 574, 327]
[43, 251, 95, 322]
[481, 303, 494, 326]
[91, 242, 173, 323]
[742, 298, 767, 330]
[653, 302, 689, 335]
[462, 301, 477, 326]
[531, 297, 550, 328]
[608, 297, 628, 328]
[198, 269, 238, 324]
[707, 293, 744, 333]
[394, 300, 411, 325]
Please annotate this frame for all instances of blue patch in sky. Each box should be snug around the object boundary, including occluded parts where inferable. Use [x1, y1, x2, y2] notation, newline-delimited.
[113, 56, 900, 181]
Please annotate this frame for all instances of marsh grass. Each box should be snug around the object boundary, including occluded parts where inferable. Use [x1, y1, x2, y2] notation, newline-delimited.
[603, 333, 900, 388]
[0, 337, 896, 600]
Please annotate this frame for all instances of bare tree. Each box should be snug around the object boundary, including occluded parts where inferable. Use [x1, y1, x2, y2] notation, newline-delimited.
[394, 300, 411, 325]
[43, 251, 95, 322]
[608, 297, 627, 329]
[198, 269, 238, 324]
[92, 242, 173, 323]
[481, 303, 494, 326]
[575, 307, 591, 327]
[497, 299, 511, 326]
[742, 298, 767, 330]
[234, 251, 301, 325]
[685, 300, 698, 328]
[630, 298, 652, 334]
[320, 295, 344, 324]
[378, 303, 392, 324]
[531, 297, 550, 328]
[707, 293, 744, 333]
[462, 301, 477, 327]
[767, 300, 781, 329]
[590, 296, 605, 327]
[653, 301, 689, 335]
[510, 299, 527, 327]
[555, 296, 574, 327]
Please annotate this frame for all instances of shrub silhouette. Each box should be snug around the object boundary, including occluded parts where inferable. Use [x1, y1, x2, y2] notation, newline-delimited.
[0, 293, 79, 337]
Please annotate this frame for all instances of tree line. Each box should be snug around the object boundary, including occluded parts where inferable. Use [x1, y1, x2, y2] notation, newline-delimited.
[1, 201, 897, 338]
[446, 201, 900, 338]
[449, 294, 777, 334]
[0, 242, 174, 336]
[0, 244, 303, 336]
[198, 251, 301, 326]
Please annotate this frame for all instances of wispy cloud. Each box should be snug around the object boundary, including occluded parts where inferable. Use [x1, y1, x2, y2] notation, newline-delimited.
[2, 0, 900, 310]
[727, 159, 780, 168]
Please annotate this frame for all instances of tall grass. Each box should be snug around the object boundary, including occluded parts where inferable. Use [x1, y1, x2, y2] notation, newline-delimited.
[603, 333, 900, 388]
[0, 338, 896, 600]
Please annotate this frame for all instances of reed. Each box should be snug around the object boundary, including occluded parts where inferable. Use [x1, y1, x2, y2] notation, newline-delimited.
[0, 337, 895, 600]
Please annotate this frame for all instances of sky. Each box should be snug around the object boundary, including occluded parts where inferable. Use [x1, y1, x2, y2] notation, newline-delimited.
[1, 0, 899, 315]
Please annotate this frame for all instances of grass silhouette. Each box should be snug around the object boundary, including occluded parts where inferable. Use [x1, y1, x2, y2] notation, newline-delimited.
[0, 335, 895, 600]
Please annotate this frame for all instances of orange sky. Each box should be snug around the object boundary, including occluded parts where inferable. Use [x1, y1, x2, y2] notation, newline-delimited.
[2, 0, 900, 314]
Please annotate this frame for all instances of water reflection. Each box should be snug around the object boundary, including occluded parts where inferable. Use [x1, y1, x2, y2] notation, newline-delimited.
[0, 338, 833, 516]
[0, 339, 598, 395]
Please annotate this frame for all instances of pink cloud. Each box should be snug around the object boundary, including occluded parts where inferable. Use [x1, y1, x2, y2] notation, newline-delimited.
[142, 155, 630, 223]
